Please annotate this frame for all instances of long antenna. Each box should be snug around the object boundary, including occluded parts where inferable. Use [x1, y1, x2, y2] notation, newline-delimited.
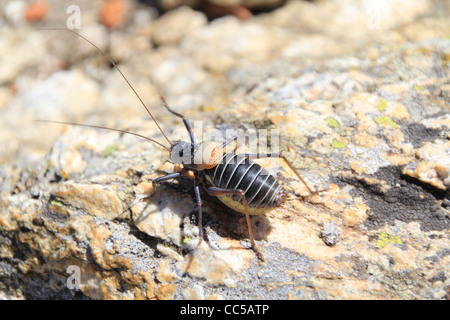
[41, 28, 172, 147]
[34, 120, 170, 152]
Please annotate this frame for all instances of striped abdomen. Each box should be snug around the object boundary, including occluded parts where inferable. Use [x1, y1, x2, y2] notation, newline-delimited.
[203, 153, 286, 215]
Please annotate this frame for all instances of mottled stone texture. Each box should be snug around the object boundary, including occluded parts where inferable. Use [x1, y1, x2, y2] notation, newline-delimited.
[0, 0, 448, 299]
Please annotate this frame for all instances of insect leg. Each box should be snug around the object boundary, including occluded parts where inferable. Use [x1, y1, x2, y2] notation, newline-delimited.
[159, 95, 196, 144]
[220, 135, 238, 148]
[240, 153, 327, 195]
[193, 183, 204, 240]
[204, 186, 265, 261]
[152, 172, 181, 192]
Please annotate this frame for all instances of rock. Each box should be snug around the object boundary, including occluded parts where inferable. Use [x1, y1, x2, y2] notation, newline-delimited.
[151, 6, 207, 46]
[132, 183, 196, 246]
[0, 0, 449, 300]
[0, 69, 100, 164]
[261, 0, 431, 34]
[176, 15, 294, 85]
[0, 28, 47, 84]
[403, 140, 450, 189]
[319, 221, 341, 246]
[181, 284, 205, 300]
[4, 1, 26, 26]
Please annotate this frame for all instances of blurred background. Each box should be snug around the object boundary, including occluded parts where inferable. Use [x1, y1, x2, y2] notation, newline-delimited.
[1, 0, 448, 168]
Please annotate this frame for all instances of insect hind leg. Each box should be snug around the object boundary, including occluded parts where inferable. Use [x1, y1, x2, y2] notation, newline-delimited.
[183, 182, 265, 277]
[204, 186, 265, 261]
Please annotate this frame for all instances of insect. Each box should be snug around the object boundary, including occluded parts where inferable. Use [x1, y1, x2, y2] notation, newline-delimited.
[38, 29, 326, 261]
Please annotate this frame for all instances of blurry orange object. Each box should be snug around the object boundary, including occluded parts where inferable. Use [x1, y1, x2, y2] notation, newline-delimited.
[202, 1, 252, 21]
[232, 6, 252, 20]
[24, 0, 49, 22]
[100, 0, 128, 29]
[9, 83, 18, 96]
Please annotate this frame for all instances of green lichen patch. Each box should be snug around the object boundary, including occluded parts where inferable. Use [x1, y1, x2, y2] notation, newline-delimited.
[325, 117, 340, 128]
[377, 99, 388, 112]
[413, 85, 426, 91]
[375, 116, 398, 128]
[376, 231, 403, 249]
[50, 200, 63, 207]
[331, 139, 346, 149]
[182, 236, 191, 244]
[102, 144, 120, 158]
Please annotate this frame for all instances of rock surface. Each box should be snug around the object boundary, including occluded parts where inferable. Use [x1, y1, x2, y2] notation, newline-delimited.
[0, 0, 449, 299]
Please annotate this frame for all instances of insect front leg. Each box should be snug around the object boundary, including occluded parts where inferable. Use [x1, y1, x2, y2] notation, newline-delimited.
[152, 172, 181, 192]
[240, 152, 327, 195]
[193, 182, 204, 242]
[204, 186, 265, 261]
[152, 171, 206, 251]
